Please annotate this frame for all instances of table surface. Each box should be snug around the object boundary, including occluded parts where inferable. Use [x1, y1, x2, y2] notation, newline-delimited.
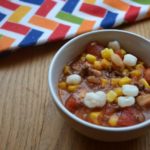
[1, 20, 150, 150]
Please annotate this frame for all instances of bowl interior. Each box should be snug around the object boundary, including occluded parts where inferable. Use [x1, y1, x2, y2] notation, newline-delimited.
[49, 30, 150, 131]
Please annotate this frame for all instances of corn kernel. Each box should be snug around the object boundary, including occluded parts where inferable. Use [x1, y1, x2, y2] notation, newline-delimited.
[67, 85, 78, 92]
[136, 63, 144, 70]
[119, 77, 131, 86]
[107, 90, 117, 103]
[93, 61, 102, 70]
[101, 59, 111, 69]
[120, 49, 126, 56]
[64, 65, 71, 74]
[108, 114, 118, 126]
[114, 88, 123, 96]
[86, 54, 96, 63]
[58, 81, 67, 89]
[88, 112, 102, 124]
[111, 78, 120, 87]
[139, 78, 150, 88]
[100, 78, 108, 87]
[130, 70, 141, 78]
[101, 48, 114, 60]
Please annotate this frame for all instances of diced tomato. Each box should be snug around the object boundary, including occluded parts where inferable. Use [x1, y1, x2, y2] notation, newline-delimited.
[75, 107, 91, 120]
[65, 95, 81, 113]
[86, 41, 104, 57]
[115, 50, 123, 58]
[118, 107, 144, 126]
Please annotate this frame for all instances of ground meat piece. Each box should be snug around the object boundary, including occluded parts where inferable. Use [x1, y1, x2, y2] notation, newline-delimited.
[102, 70, 113, 78]
[137, 94, 150, 108]
[88, 68, 101, 77]
[73, 61, 92, 77]
[133, 83, 144, 91]
[113, 71, 123, 77]
[71, 60, 83, 72]
[80, 65, 101, 78]
[80, 66, 89, 78]
[87, 76, 100, 84]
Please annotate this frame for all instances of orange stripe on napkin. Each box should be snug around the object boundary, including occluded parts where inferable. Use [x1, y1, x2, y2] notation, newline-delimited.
[29, 15, 58, 30]
[84, 0, 96, 4]
[104, 0, 129, 11]
[77, 20, 95, 34]
[8, 6, 31, 22]
[0, 36, 15, 51]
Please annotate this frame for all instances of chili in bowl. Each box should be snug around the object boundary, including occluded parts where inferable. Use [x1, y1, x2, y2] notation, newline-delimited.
[48, 30, 150, 141]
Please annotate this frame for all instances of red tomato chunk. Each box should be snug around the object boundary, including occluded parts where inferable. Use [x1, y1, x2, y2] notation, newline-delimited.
[65, 95, 81, 113]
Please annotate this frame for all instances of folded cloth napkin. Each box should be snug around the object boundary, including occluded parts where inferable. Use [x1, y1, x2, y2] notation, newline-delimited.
[0, 0, 150, 52]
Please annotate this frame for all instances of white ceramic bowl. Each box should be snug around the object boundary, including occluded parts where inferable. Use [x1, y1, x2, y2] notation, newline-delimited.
[48, 30, 150, 141]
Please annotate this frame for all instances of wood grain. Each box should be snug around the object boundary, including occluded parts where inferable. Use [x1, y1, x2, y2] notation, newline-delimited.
[0, 19, 150, 150]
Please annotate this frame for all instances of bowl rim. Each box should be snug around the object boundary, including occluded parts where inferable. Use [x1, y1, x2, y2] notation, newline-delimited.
[48, 29, 150, 132]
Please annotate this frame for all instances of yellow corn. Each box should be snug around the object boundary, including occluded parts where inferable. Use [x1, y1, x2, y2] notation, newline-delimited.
[120, 49, 126, 56]
[107, 90, 117, 103]
[101, 59, 111, 69]
[88, 112, 102, 124]
[119, 77, 131, 86]
[130, 70, 141, 78]
[100, 78, 108, 87]
[58, 81, 67, 89]
[111, 78, 120, 87]
[108, 114, 118, 126]
[86, 54, 96, 63]
[139, 78, 150, 88]
[93, 61, 102, 70]
[64, 65, 71, 74]
[114, 88, 123, 96]
[101, 48, 114, 60]
[67, 85, 78, 92]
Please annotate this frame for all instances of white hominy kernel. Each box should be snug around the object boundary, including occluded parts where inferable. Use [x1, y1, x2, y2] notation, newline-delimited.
[118, 96, 135, 107]
[108, 41, 120, 51]
[122, 84, 139, 97]
[95, 91, 106, 106]
[123, 54, 137, 66]
[83, 91, 106, 108]
[66, 74, 81, 85]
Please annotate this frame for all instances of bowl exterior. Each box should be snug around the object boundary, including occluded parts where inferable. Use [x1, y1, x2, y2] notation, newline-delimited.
[54, 100, 147, 141]
[49, 30, 150, 141]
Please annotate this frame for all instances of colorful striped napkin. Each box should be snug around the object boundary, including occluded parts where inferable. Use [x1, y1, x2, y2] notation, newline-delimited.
[0, 0, 150, 52]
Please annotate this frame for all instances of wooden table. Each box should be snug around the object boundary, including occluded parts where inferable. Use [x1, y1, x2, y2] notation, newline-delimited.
[0, 20, 150, 150]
